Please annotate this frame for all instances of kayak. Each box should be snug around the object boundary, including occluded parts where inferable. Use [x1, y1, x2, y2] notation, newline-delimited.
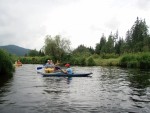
[38, 72, 93, 77]
[14, 63, 22, 67]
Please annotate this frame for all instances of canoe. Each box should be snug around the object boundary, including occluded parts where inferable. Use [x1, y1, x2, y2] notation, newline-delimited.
[39, 72, 93, 77]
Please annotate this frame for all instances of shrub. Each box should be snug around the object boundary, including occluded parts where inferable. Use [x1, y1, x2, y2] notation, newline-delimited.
[87, 57, 96, 66]
[139, 53, 150, 69]
[120, 52, 150, 69]
[0, 49, 15, 75]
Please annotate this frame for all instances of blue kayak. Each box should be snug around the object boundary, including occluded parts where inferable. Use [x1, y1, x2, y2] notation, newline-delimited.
[39, 72, 93, 77]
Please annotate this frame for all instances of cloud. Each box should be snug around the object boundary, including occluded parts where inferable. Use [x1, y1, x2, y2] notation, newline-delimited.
[137, 0, 150, 10]
[0, 0, 150, 50]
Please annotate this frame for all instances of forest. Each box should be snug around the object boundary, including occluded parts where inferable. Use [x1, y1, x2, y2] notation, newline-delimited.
[20, 17, 149, 68]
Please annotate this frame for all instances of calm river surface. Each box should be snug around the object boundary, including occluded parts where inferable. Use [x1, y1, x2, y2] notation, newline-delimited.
[0, 64, 150, 113]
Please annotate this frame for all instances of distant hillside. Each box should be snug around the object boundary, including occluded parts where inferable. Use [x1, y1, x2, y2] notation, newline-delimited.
[0, 45, 31, 56]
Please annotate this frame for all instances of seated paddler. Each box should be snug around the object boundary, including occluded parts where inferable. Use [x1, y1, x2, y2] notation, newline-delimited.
[63, 63, 73, 74]
[44, 60, 55, 73]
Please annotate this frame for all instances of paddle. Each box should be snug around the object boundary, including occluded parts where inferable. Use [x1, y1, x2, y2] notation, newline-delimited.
[37, 66, 62, 71]
[55, 66, 65, 73]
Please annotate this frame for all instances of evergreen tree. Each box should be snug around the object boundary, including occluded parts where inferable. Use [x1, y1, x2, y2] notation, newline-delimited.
[105, 33, 114, 53]
[28, 49, 39, 56]
[95, 34, 107, 54]
[130, 17, 149, 52]
[115, 37, 124, 54]
[125, 30, 132, 52]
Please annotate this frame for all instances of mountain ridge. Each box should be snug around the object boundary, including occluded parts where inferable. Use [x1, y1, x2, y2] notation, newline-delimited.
[0, 45, 31, 56]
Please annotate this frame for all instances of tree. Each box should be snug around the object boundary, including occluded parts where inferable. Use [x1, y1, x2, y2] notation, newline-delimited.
[88, 46, 95, 54]
[115, 37, 125, 54]
[39, 50, 45, 56]
[73, 44, 89, 54]
[105, 33, 114, 53]
[125, 30, 132, 52]
[130, 17, 149, 52]
[44, 35, 71, 61]
[28, 49, 39, 57]
[95, 34, 106, 54]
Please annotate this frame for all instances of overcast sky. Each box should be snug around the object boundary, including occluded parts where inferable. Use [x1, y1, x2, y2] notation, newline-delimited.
[0, 0, 150, 50]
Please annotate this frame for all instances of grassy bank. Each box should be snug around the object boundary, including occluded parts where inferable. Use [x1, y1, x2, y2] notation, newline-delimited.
[16, 52, 150, 69]
[94, 52, 150, 69]
[119, 52, 150, 69]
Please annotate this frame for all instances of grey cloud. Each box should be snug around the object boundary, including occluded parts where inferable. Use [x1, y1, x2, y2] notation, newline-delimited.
[105, 17, 120, 30]
[136, 0, 150, 10]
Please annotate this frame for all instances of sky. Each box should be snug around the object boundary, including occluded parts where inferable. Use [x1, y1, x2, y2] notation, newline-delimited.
[0, 0, 150, 50]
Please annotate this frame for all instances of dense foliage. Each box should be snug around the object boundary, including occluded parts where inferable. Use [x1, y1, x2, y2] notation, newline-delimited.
[120, 52, 150, 69]
[0, 49, 15, 75]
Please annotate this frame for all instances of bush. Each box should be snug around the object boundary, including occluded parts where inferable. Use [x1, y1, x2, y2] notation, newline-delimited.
[139, 53, 150, 69]
[120, 52, 150, 69]
[87, 57, 96, 66]
[0, 49, 15, 75]
[101, 53, 119, 59]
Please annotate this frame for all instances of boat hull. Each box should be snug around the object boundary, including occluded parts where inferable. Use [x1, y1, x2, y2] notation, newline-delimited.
[40, 72, 92, 77]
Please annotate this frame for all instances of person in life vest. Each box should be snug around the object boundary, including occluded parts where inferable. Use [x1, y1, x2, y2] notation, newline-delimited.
[15, 60, 22, 66]
[63, 63, 73, 74]
[45, 60, 55, 68]
[44, 60, 55, 73]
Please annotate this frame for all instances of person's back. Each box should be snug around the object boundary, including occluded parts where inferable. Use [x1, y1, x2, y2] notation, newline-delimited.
[66, 67, 73, 74]
[65, 63, 73, 74]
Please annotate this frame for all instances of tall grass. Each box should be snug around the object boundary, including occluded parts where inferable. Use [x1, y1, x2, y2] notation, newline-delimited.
[119, 52, 150, 69]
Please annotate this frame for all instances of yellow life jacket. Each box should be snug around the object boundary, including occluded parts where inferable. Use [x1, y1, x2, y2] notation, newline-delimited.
[44, 68, 55, 73]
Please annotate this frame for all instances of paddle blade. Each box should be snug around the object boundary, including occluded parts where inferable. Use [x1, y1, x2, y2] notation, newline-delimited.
[37, 67, 43, 70]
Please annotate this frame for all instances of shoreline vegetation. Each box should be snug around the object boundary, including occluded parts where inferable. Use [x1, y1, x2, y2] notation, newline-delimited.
[13, 52, 150, 69]
[0, 49, 150, 80]
[0, 49, 15, 79]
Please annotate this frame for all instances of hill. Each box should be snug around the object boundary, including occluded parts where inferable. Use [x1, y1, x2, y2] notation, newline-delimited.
[0, 45, 31, 56]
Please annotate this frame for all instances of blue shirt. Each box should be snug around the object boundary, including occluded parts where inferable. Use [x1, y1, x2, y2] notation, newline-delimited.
[66, 68, 73, 74]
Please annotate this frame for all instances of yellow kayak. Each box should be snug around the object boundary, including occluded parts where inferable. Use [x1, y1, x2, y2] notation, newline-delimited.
[14, 63, 22, 67]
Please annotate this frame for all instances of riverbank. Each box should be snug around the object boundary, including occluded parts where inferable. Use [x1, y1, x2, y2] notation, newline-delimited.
[2, 49, 149, 69]
[94, 52, 150, 69]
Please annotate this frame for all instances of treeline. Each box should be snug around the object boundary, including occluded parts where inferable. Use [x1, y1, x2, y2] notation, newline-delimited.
[95, 17, 150, 54]
[20, 17, 150, 68]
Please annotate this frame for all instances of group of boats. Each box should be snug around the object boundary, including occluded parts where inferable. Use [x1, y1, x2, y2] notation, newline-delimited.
[14, 60, 93, 77]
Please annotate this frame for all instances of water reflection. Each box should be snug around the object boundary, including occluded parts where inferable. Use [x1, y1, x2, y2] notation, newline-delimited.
[0, 74, 13, 105]
[126, 69, 150, 110]
[128, 69, 150, 89]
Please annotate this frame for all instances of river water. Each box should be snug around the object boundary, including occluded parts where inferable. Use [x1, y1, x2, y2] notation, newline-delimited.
[0, 64, 150, 113]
